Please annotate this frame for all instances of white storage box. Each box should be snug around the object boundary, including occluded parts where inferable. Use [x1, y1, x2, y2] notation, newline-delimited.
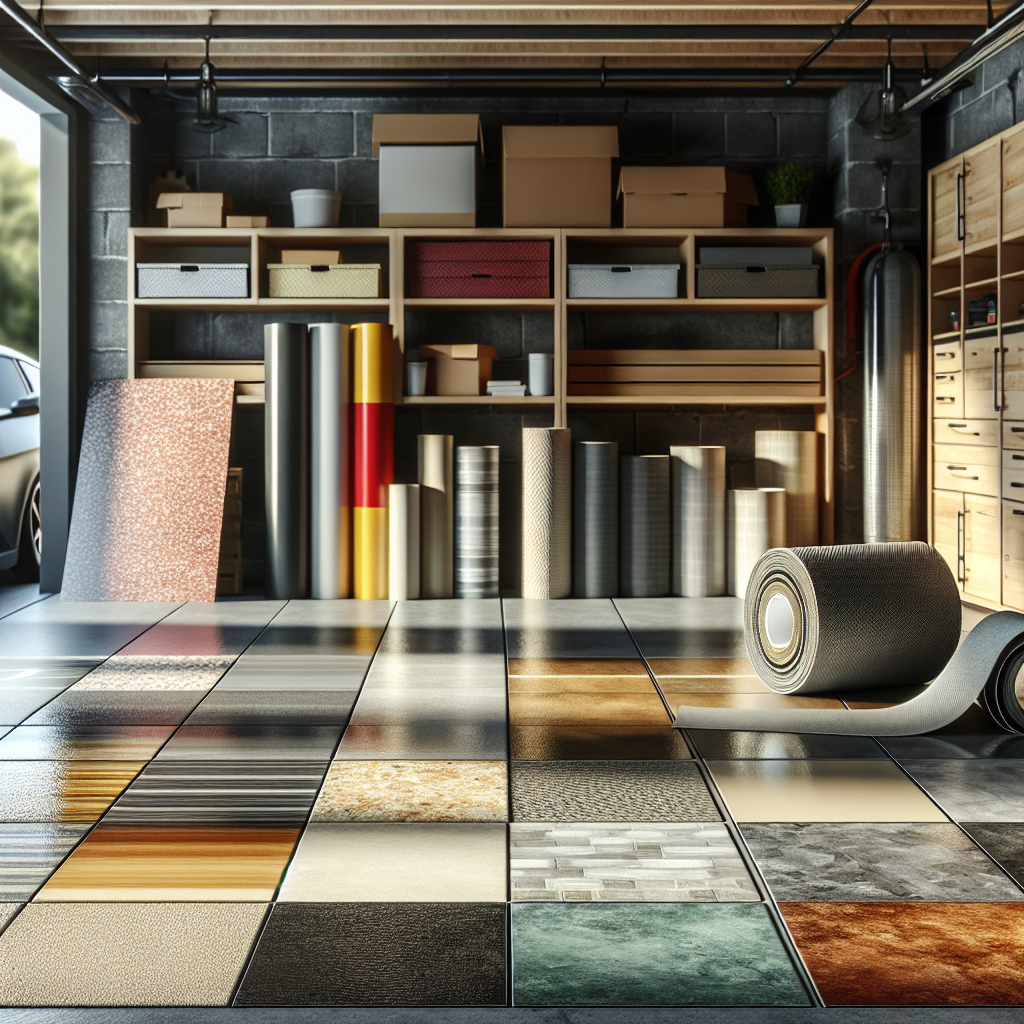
[568, 264, 680, 299]
[137, 263, 249, 299]
[267, 263, 382, 299]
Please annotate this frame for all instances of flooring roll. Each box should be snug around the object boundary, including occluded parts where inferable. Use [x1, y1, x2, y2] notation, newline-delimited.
[264, 322, 309, 600]
[522, 427, 571, 599]
[727, 488, 786, 597]
[981, 634, 1024, 735]
[670, 446, 726, 597]
[572, 441, 618, 598]
[353, 322, 394, 600]
[418, 435, 454, 599]
[456, 446, 500, 599]
[619, 455, 670, 598]
[310, 323, 351, 600]
[388, 483, 420, 601]
[755, 430, 819, 547]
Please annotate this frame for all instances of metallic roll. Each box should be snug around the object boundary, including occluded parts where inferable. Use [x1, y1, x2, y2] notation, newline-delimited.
[418, 434, 454, 599]
[388, 483, 420, 601]
[310, 323, 351, 600]
[619, 455, 670, 598]
[522, 427, 571, 600]
[572, 441, 618, 598]
[456, 446, 500, 599]
[264, 322, 309, 599]
[670, 445, 725, 597]
[755, 430, 819, 547]
[727, 488, 786, 597]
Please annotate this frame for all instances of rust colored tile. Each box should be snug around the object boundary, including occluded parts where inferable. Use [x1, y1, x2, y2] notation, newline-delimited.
[508, 676, 657, 694]
[508, 659, 648, 677]
[667, 694, 845, 710]
[780, 902, 1024, 1006]
[509, 693, 671, 727]
[510, 726, 691, 761]
[656, 677, 768, 695]
[648, 658, 756, 678]
[0, 762, 145, 822]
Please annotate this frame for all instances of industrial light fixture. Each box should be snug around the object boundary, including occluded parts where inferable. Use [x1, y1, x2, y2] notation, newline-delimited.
[855, 36, 911, 141]
[193, 37, 234, 133]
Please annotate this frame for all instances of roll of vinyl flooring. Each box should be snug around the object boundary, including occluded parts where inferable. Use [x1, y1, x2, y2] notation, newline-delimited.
[388, 483, 420, 601]
[522, 427, 571, 600]
[418, 434, 454, 599]
[573, 441, 618, 598]
[981, 637, 1024, 735]
[727, 488, 786, 597]
[670, 446, 726, 597]
[755, 430, 819, 547]
[619, 455, 670, 598]
[456, 446, 500, 599]
[310, 323, 351, 600]
[264, 322, 309, 600]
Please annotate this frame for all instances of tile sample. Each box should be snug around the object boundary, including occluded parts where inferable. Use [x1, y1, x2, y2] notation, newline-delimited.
[0, 904, 19, 934]
[509, 693, 670, 726]
[185, 690, 359, 726]
[512, 761, 720, 822]
[0, 658, 101, 688]
[876, 705, 1024, 760]
[509, 675, 658, 693]
[509, 658, 649, 677]
[0, 824, 89, 900]
[215, 656, 372, 690]
[687, 730, 885, 760]
[0, 690, 64, 726]
[668, 693, 845, 710]
[35, 823, 300, 900]
[652, 676, 767, 695]
[157, 725, 343, 761]
[644, 657, 756, 679]
[311, 761, 507, 822]
[511, 725, 691, 761]
[367, 652, 507, 690]
[0, 725, 173, 760]
[510, 823, 758, 902]
[707, 760, 947, 823]
[347, 687, 507, 725]
[0, 761, 144, 822]
[900, 761, 1024, 821]
[245, 599, 393, 656]
[511, 902, 808, 1006]
[279, 822, 507, 902]
[0, 901, 266, 1005]
[71, 655, 235, 691]
[962, 823, 1024, 887]
[234, 902, 506, 1006]
[374, 599, 503, 656]
[742, 823, 1024, 902]
[0, 584, 44, 620]
[504, 598, 641, 660]
[23, 690, 204, 727]
[780, 902, 1024, 1006]
[336, 723, 507, 761]
[615, 597, 748, 660]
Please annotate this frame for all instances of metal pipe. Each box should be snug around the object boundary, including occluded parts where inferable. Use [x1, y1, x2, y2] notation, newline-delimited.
[786, 0, 876, 87]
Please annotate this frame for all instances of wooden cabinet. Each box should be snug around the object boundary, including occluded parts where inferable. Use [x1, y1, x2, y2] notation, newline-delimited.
[1003, 498, 1024, 609]
[965, 143, 999, 251]
[934, 418, 998, 446]
[933, 489, 963, 587]
[964, 493, 1001, 603]
[1003, 124, 1024, 237]
[932, 162, 962, 260]
[933, 444, 999, 496]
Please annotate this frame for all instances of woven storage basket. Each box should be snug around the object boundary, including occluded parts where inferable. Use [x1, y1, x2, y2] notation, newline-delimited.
[137, 263, 249, 299]
[267, 264, 381, 299]
[696, 264, 818, 299]
[568, 264, 680, 299]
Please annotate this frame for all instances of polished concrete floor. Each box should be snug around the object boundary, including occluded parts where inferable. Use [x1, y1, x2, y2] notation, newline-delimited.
[0, 590, 1021, 1010]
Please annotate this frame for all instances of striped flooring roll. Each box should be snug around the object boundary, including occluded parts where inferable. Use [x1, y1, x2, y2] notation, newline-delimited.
[456, 446, 500, 599]
[670, 446, 726, 597]
[619, 455, 670, 598]
[572, 441, 618, 598]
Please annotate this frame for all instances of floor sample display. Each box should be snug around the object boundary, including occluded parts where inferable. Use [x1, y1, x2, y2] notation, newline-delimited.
[156, 725, 343, 761]
[510, 725, 691, 761]
[184, 688, 359, 726]
[899, 760, 1024, 821]
[60, 379, 234, 602]
[687, 730, 885, 760]
[521, 427, 571, 599]
[70, 655, 235, 690]
[670, 446, 726, 597]
[0, 725, 173, 760]
[572, 441, 618, 598]
[455, 446, 500, 598]
[0, 761, 144, 822]
[619, 455, 671, 598]
[754, 430, 818, 547]
[961, 822, 1024, 885]
[0, 824, 89, 900]
[418, 434, 454, 599]
[23, 690, 204, 727]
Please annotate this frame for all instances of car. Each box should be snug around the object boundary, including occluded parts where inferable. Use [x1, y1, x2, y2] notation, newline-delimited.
[0, 343, 40, 581]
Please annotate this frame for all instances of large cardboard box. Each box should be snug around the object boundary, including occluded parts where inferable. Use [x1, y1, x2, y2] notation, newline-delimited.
[373, 114, 483, 227]
[419, 343, 498, 396]
[156, 192, 233, 228]
[503, 126, 619, 228]
[618, 167, 759, 228]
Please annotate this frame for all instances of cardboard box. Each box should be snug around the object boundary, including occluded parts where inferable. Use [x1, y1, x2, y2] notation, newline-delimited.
[618, 167, 759, 228]
[225, 216, 268, 228]
[156, 192, 233, 228]
[373, 114, 482, 227]
[420, 343, 498, 396]
[503, 126, 619, 228]
[281, 250, 341, 265]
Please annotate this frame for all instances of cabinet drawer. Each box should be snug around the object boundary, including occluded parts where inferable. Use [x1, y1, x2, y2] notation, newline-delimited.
[965, 338, 1000, 370]
[965, 366, 999, 419]
[933, 489, 963, 588]
[1003, 499, 1024, 610]
[1002, 331, 1024, 369]
[933, 339, 962, 374]
[933, 372, 963, 417]
[1004, 462, 1024, 500]
[1004, 421, 1024, 449]
[934, 443, 999, 496]
[964, 493, 1000, 603]
[934, 419, 998, 446]
[1004, 390, 1024, 421]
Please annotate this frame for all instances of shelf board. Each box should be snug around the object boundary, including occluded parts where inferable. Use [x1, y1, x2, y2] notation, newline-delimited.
[932, 330, 962, 342]
[1002, 228, 1024, 245]
[932, 285, 962, 298]
[402, 297, 555, 310]
[565, 297, 826, 312]
[1002, 269, 1024, 281]
[931, 250, 962, 267]
[965, 239, 998, 257]
[399, 395, 554, 405]
[566, 394, 827, 407]
[133, 298, 254, 310]
[964, 276, 999, 290]
[133, 298, 391, 311]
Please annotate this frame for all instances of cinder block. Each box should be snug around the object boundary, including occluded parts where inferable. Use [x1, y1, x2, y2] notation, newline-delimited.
[212, 113, 269, 158]
[270, 112, 354, 158]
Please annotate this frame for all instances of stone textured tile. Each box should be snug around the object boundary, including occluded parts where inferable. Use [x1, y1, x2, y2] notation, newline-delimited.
[961, 823, 1024, 888]
[0, 904, 19, 934]
[0, 761, 144, 822]
[71, 655, 235, 690]
[185, 689, 359, 726]
[0, 725, 173, 760]
[900, 761, 1024, 822]
[509, 693, 670, 727]
[24, 691, 204, 727]
[157, 725, 343, 761]
[336, 723, 507, 761]
[687, 731, 885, 760]
[0, 824, 89, 901]
[511, 726, 691, 761]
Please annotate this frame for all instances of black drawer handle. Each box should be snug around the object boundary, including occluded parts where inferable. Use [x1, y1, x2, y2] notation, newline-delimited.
[311, 265, 330, 272]
[1014, 454, 1024, 461]
[611, 267, 632, 273]
[936, 375, 956, 382]
[1014, 509, 1024, 516]
[936, 397, 956, 403]
[745, 266, 768, 273]
[1013, 482, 1024, 488]
[936, 351, 956, 357]
[1013, 427, 1024, 433]
[180, 265, 200, 273]
[471, 273, 492, 279]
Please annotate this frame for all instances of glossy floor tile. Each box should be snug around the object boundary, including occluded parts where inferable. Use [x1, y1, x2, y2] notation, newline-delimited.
[244, 599, 393, 656]
[215, 655, 372, 690]
[509, 675, 657, 693]
[0, 690, 65, 726]
[335, 723, 508, 761]
[707, 760, 948, 823]
[510, 725, 691, 761]
[0, 761, 144, 821]
[504, 599, 641, 660]
[23, 690, 204, 726]
[961, 823, 1024, 887]
[118, 600, 284, 656]
[0, 725, 173, 760]
[511, 902, 809, 1006]
[510, 823, 758, 902]
[347, 687, 507, 726]
[0, 901, 266, 1005]
[875, 705, 1024, 760]
[509, 658, 650, 677]
[311, 760, 507, 821]
[615, 597, 748, 661]
[645, 657, 757, 679]
[185, 689, 359, 726]
[0, 659, 100, 688]
[742, 823, 1024, 902]
[34, 823, 300, 900]
[900, 761, 1024, 821]
[0, 824, 89, 900]
[0, 584, 43, 620]
[687, 730, 885, 760]
[669, 693, 846, 710]
[509, 692, 670, 727]
[511, 761, 720, 822]
[654, 676, 767, 694]
[366, 652, 507, 689]
[780, 902, 1024, 1006]
[70, 655, 235, 691]
[233, 902, 506, 1006]
[156, 725, 343, 761]
[279, 822, 507, 902]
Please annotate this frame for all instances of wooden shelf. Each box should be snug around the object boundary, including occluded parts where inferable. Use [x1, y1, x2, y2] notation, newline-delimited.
[932, 285, 962, 298]
[565, 297, 826, 312]
[964, 276, 999, 289]
[965, 238, 999, 256]
[931, 250, 962, 267]
[400, 395, 555, 405]
[932, 330, 962, 341]
[1003, 269, 1024, 281]
[257, 298, 391, 311]
[403, 297, 554, 310]
[566, 394, 827, 407]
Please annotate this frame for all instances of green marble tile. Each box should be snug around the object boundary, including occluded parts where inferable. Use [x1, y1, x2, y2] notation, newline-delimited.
[511, 902, 809, 1006]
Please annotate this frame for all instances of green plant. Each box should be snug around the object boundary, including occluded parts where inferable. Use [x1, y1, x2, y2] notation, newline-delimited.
[765, 162, 815, 206]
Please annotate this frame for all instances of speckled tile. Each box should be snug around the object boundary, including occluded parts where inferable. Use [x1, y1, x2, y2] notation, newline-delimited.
[311, 760, 507, 822]
[0, 761, 144, 822]
[961, 823, 1024, 888]
[615, 597, 748, 661]
[0, 903, 19, 934]
[0, 725, 173, 760]
[780, 902, 1024, 1006]
[511, 761, 720, 823]
[70, 655, 235, 691]
[510, 726, 691, 761]
[234, 902, 506, 1006]
[215, 656, 373, 691]
[742, 823, 1024, 902]
[335, 724, 507, 761]
[510, 823, 758, 902]
[0, 690, 65, 726]
[511, 902, 809, 1006]
[900, 761, 1024, 822]
[687, 731, 885, 760]
[156, 725, 343, 761]
[509, 693, 670, 727]
[279, 823, 507, 902]
[0, 901, 266, 1005]
[23, 690, 204, 726]
[185, 690, 359, 726]
[0, 824, 89, 900]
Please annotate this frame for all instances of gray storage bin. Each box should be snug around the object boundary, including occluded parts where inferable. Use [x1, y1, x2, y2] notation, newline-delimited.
[137, 263, 249, 299]
[699, 246, 813, 266]
[696, 263, 819, 299]
[569, 264, 680, 299]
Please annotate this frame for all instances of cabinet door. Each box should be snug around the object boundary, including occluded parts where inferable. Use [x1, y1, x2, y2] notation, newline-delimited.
[933, 489, 964, 588]
[1003, 125, 1024, 237]
[1003, 499, 1024, 610]
[932, 161, 962, 260]
[964, 143, 1000, 250]
[964, 493, 1001, 603]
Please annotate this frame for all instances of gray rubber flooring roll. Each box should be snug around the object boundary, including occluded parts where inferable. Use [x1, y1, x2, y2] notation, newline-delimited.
[456, 446, 499, 599]
[619, 456, 670, 598]
[573, 441, 618, 598]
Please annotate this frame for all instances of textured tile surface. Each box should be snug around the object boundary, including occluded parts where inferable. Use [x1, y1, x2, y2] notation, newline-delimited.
[215, 656, 372, 690]
[780, 902, 1024, 1006]
[0, 761, 144, 821]
[0, 691, 65, 727]
[687, 730, 884, 760]
[279, 823, 507, 902]
[511, 725, 691, 761]
[509, 693, 670, 726]
[0, 725, 173, 760]
[511, 902, 808, 1006]
[0, 903, 19, 933]
[23, 691, 204, 726]
[0, 901, 266, 1005]
[512, 761, 720, 822]
[0, 824, 89, 900]
[157, 725, 343, 760]
[335, 723, 507, 760]
[185, 689, 359, 725]
[961, 823, 1024, 887]
[900, 761, 1024, 821]
[234, 902, 506, 1006]
[71, 655, 235, 690]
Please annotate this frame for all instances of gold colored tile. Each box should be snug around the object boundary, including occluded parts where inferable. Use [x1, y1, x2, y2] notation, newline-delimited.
[508, 676, 657, 694]
[508, 658, 649, 677]
[509, 692, 671, 726]
[655, 676, 767, 694]
[648, 658, 756, 678]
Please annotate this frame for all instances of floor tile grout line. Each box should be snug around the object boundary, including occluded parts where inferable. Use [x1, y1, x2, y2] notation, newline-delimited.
[227, 900, 277, 1007]
[608, 599, 676, 723]
[0, 588, 53, 622]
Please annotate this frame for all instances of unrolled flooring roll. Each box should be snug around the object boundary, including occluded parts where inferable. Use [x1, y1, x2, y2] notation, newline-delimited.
[310, 323, 351, 600]
[619, 455, 670, 598]
[264, 322, 309, 600]
[573, 441, 618, 598]
[981, 636, 1024, 735]
[456, 446, 499, 599]
[727, 488, 786, 597]
[388, 484, 420, 601]
[522, 427, 571, 600]
[418, 435, 454, 599]
[755, 430, 819, 547]
[670, 446, 725, 597]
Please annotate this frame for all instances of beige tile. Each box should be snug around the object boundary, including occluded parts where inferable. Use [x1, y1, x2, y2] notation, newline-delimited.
[508, 676, 658, 694]
[508, 659, 648, 677]
[668, 694, 845, 710]
[509, 693, 670, 726]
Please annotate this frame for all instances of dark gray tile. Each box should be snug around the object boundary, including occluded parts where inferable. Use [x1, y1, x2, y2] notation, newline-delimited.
[900, 761, 1024, 822]
[687, 731, 886, 760]
[23, 692, 204, 727]
[877, 705, 1024, 759]
[961, 822, 1024, 888]
[511, 725, 691, 761]
[185, 690, 358, 726]
[157, 725, 343, 761]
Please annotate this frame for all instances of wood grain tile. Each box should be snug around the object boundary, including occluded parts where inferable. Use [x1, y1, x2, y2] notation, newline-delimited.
[0, 762, 144, 822]
[509, 693, 671, 726]
[509, 659, 648, 677]
[647, 658, 755, 678]
[508, 676, 658, 694]
[655, 677, 767, 694]
[510, 726, 691, 761]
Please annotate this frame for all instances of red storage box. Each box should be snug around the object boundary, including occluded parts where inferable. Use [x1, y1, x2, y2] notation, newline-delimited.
[406, 240, 550, 298]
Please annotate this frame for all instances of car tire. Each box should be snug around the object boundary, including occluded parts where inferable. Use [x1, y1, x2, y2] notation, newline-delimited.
[13, 476, 40, 583]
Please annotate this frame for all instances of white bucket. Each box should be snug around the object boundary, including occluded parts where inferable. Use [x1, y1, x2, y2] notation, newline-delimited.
[528, 352, 554, 397]
[291, 189, 342, 228]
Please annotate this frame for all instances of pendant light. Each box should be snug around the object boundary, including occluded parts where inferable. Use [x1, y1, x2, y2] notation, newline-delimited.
[855, 36, 911, 141]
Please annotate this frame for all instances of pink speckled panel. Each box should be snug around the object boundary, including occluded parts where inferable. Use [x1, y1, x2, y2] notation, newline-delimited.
[61, 379, 234, 603]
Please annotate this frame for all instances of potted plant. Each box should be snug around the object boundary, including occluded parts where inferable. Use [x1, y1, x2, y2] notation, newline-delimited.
[765, 162, 815, 227]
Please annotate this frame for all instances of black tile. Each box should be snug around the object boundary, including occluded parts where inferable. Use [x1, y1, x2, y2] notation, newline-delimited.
[185, 690, 359, 726]
[961, 822, 1024, 887]
[23, 691, 205, 727]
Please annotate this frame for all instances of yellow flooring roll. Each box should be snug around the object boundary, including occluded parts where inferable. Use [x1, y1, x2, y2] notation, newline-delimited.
[353, 507, 388, 600]
[754, 430, 819, 547]
[418, 434, 454, 599]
